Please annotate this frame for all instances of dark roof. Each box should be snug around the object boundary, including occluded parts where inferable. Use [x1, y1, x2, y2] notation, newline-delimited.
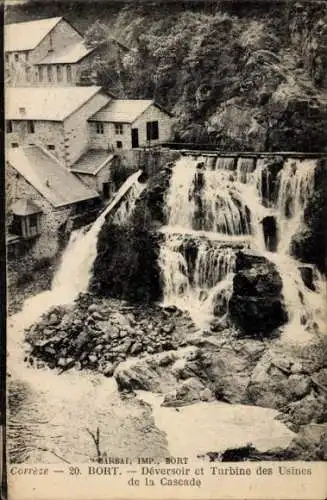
[10, 198, 42, 216]
[7, 145, 99, 208]
[71, 150, 115, 175]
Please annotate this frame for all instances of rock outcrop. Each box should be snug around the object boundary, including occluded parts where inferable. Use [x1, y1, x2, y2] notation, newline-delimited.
[229, 251, 287, 336]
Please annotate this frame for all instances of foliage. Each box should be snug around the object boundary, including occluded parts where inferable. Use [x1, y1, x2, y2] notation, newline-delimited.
[110, 161, 130, 190]
[91, 222, 162, 303]
[7, 1, 327, 151]
[79, 2, 327, 152]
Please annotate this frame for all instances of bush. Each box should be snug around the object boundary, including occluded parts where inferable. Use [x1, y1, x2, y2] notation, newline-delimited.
[91, 222, 162, 303]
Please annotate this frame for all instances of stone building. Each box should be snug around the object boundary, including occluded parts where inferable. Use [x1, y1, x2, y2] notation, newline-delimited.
[5, 16, 93, 86]
[5, 16, 129, 88]
[6, 145, 100, 262]
[70, 150, 118, 198]
[6, 86, 112, 168]
[88, 99, 174, 151]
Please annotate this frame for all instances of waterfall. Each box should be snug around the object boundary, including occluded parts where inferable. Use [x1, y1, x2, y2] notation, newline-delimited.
[158, 235, 236, 327]
[8, 170, 145, 366]
[159, 155, 325, 339]
[277, 158, 316, 254]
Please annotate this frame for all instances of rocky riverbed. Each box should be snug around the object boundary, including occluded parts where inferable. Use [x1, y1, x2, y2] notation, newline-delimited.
[23, 292, 327, 460]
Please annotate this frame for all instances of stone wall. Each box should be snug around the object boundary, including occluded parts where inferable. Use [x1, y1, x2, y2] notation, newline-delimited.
[63, 92, 110, 167]
[133, 105, 174, 147]
[6, 163, 72, 284]
[119, 148, 179, 177]
[89, 105, 174, 152]
[6, 18, 83, 86]
[6, 120, 66, 165]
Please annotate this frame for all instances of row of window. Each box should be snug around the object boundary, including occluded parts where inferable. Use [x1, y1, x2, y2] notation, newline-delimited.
[6, 51, 29, 63]
[10, 142, 55, 150]
[95, 121, 159, 140]
[36, 64, 72, 83]
[95, 122, 124, 135]
[6, 120, 35, 134]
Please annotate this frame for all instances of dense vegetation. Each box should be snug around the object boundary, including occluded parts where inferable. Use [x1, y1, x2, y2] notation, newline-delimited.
[7, 1, 327, 151]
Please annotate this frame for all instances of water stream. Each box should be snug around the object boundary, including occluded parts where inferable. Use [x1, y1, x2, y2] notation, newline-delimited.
[8, 172, 160, 464]
[159, 155, 326, 336]
[8, 158, 324, 464]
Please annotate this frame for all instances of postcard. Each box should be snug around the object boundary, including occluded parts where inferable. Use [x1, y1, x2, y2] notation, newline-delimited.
[4, 1, 327, 499]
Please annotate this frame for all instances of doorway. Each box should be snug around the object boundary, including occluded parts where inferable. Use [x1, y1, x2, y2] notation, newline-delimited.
[131, 128, 139, 148]
[102, 182, 110, 199]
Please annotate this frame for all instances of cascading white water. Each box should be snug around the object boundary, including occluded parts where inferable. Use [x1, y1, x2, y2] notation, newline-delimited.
[159, 155, 326, 340]
[8, 171, 147, 463]
[159, 234, 236, 327]
[8, 170, 145, 367]
[277, 158, 316, 254]
[236, 157, 256, 183]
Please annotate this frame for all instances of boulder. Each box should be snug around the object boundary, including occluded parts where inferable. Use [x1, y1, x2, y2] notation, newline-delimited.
[162, 377, 205, 407]
[278, 392, 327, 430]
[88, 304, 101, 314]
[287, 374, 311, 399]
[229, 251, 287, 335]
[200, 387, 214, 401]
[298, 265, 316, 291]
[130, 341, 143, 355]
[102, 362, 115, 377]
[110, 312, 131, 328]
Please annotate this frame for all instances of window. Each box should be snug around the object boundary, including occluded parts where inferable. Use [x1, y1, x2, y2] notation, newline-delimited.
[5, 54, 9, 63]
[96, 122, 104, 134]
[102, 182, 110, 199]
[25, 52, 29, 61]
[11, 143, 19, 148]
[27, 121, 35, 134]
[116, 141, 123, 149]
[66, 65, 72, 82]
[47, 145, 55, 151]
[38, 66, 43, 82]
[29, 214, 38, 229]
[146, 121, 159, 141]
[47, 65, 53, 82]
[6, 120, 13, 134]
[26, 67, 31, 82]
[14, 53, 19, 62]
[115, 123, 124, 135]
[56, 65, 63, 82]
[49, 33, 53, 52]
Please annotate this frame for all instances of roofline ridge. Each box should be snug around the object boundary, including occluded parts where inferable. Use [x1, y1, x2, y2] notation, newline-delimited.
[5, 16, 63, 52]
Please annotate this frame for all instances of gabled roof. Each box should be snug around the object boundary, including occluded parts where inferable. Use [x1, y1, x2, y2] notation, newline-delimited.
[5, 17, 63, 52]
[71, 150, 115, 175]
[10, 198, 42, 216]
[6, 86, 108, 121]
[7, 146, 99, 208]
[89, 99, 172, 123]
[38, 41, 95, 65]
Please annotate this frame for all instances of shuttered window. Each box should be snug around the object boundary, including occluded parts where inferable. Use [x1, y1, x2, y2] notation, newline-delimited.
[146, 121, 159, 141]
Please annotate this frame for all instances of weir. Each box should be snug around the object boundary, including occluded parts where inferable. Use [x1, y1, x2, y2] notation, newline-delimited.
[159, 154, 326, 336]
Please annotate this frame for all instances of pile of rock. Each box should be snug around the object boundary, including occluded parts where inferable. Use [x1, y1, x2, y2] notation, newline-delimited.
[25, 295, 197, 376]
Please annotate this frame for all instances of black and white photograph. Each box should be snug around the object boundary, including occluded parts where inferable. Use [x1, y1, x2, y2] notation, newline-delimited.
[4, 0, 327, 498]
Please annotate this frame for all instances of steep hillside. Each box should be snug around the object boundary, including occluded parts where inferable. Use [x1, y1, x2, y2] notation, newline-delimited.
[6, 1, 327, 151]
